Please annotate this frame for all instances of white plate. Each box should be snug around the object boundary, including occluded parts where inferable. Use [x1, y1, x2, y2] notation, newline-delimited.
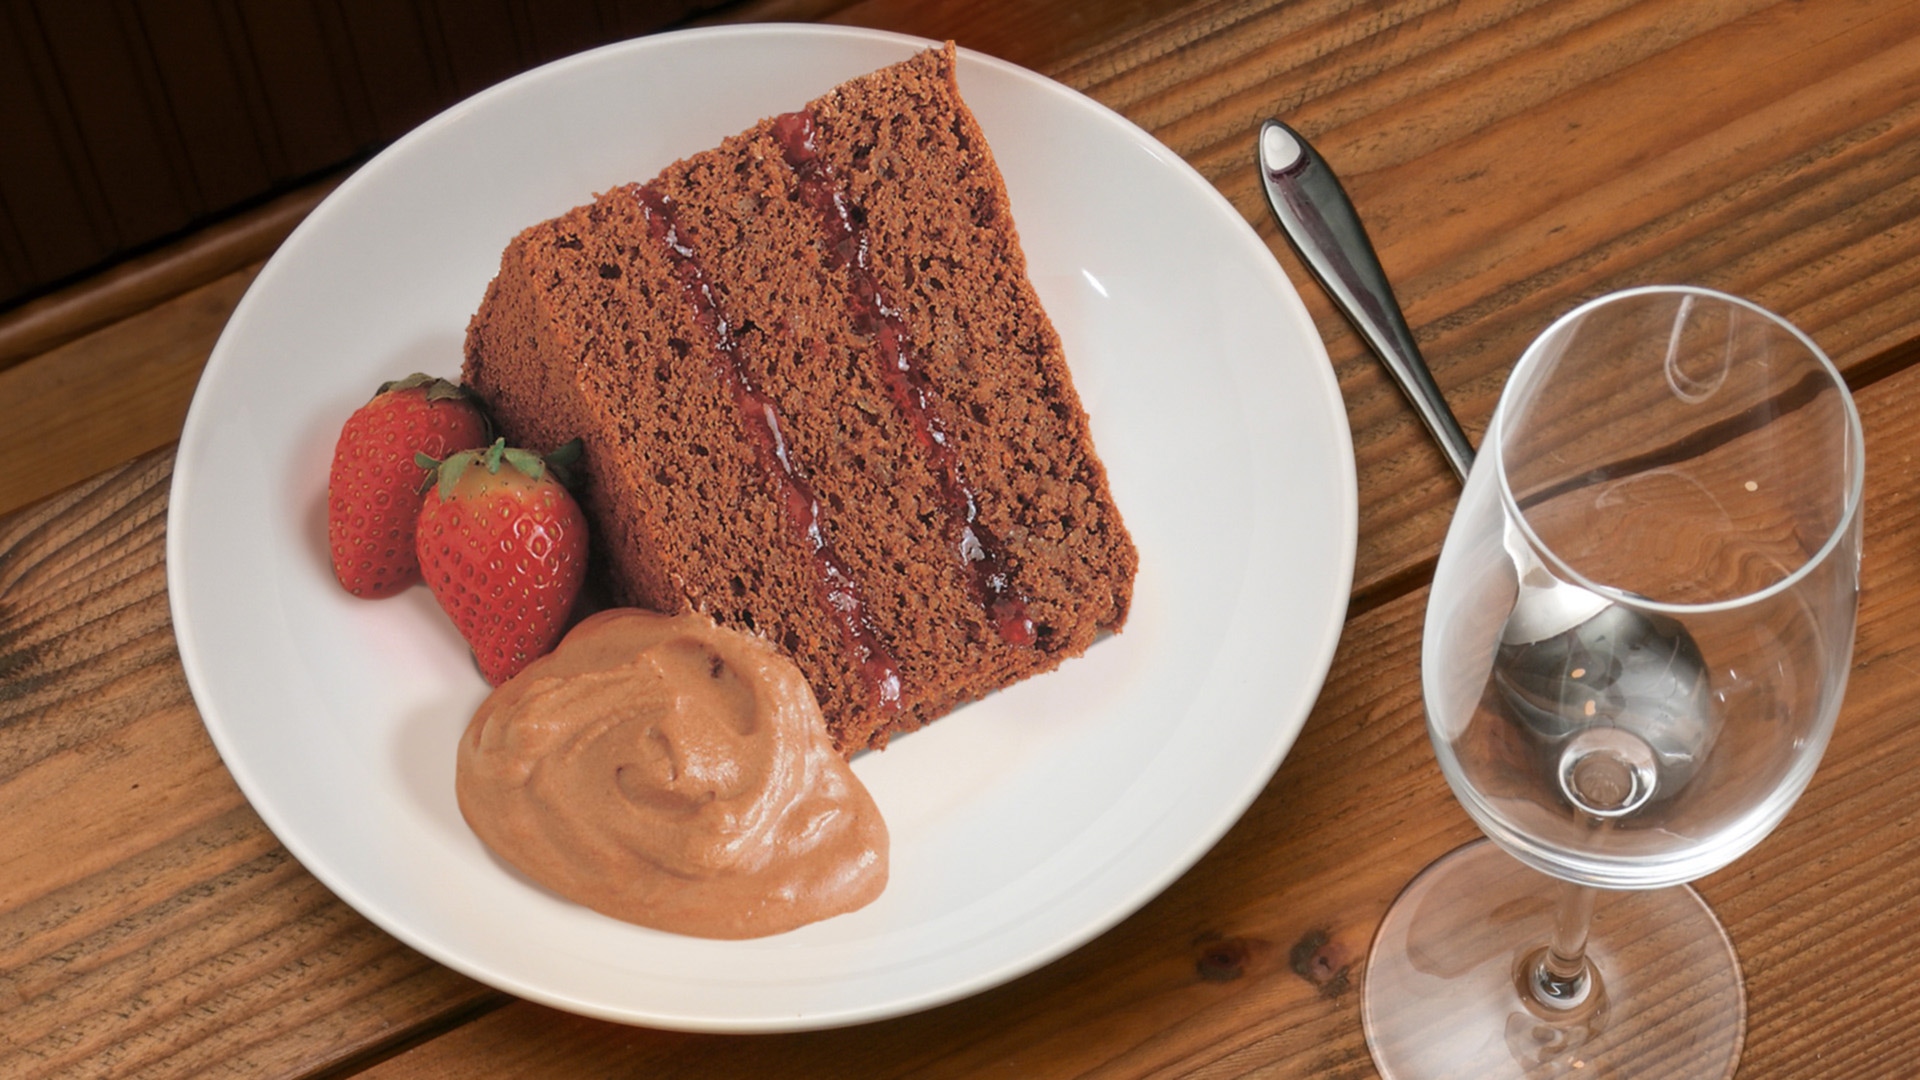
[167, 25, 1355, 1032]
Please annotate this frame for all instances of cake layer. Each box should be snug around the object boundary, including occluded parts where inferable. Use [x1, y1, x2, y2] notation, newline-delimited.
[464, 44, 1136, 752]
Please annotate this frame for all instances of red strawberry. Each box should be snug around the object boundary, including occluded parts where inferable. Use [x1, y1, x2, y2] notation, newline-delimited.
[416, 439, 588, 685]
[328, 373, 489, 598]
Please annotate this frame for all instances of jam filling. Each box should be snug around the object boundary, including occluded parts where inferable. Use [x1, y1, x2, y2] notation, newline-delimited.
[636, 186, 904, 714]
[771, 109, 1037, 649]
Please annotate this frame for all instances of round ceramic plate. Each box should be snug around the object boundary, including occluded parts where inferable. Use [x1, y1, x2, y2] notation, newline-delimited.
[167, 25, 1355, 1032]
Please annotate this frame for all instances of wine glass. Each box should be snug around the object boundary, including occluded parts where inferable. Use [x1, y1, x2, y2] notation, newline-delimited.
[1361, 286, 1864, 1078]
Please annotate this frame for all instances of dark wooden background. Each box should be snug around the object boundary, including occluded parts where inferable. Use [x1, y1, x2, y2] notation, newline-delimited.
[0, 0, 742, 310]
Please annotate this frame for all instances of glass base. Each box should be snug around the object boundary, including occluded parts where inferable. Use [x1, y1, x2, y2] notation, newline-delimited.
[1362, 839, 1743, 1079]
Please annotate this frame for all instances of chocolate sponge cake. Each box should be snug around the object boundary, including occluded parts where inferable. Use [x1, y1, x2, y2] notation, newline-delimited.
[463, 44, 1136, 753]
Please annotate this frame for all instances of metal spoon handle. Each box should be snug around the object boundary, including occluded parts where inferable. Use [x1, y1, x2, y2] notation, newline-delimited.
[1257, 119, 1476, 482]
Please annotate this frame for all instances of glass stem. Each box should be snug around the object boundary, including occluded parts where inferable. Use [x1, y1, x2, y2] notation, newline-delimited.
[1532, 880, 1598, 1010]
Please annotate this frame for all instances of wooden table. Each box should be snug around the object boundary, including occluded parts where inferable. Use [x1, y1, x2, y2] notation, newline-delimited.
[5, 1, 1918, 1076]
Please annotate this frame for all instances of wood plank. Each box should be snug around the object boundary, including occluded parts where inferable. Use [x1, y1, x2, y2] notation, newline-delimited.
[132, 0, 275, 213]
[0, 266, 256, 518]
[349, 296, 1920, 1080]
[1054, 0, 1920, 606]
[225, 0, 358, 180]
[0, 449, 497, 1080]
[0, 9, 107, 296]
[27, 1, 197, 249]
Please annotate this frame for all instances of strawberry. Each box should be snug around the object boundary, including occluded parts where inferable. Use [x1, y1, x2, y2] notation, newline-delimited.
[328, 373, 489, 598]
[416, 439, 588, 685]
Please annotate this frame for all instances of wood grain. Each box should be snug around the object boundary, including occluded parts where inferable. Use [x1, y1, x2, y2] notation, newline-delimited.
[1055, 0, 1920, 606]
[0, 268, 257, 519]
[346, 293, 1920, 1080]
[0, 449, 495, 1080]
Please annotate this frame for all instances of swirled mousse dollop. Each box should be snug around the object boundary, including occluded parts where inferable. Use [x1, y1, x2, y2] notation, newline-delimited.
[455, 607, 888, 938]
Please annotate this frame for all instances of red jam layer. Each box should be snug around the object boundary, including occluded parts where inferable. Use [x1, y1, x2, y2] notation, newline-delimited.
[636, 185, 904, 714]
[771, 109, 1037, 649]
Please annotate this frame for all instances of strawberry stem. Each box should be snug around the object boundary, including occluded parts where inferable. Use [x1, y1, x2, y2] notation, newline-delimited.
[413, 451, 443, 496]
[427, 436, 568, 499]
[502, 447, 546, 479]
[434, 450, 472, 499]
[543, 438, 584, 487]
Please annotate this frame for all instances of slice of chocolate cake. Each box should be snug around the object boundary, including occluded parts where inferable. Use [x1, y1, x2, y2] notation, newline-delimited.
[463, 43, 1136, 753]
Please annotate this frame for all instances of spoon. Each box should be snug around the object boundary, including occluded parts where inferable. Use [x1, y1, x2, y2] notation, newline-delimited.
[1256, 118, 1712, 800]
